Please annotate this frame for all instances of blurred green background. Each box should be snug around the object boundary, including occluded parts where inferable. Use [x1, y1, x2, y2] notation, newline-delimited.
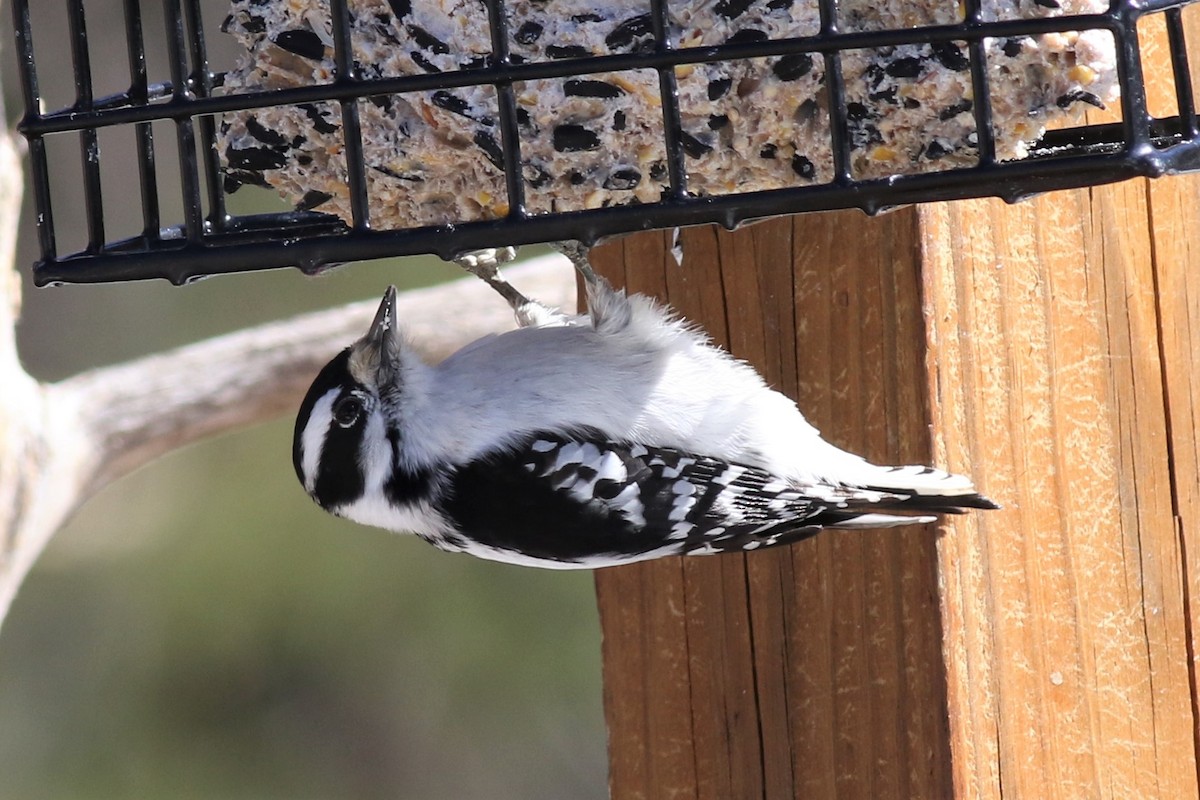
[0, 2, 607, 798]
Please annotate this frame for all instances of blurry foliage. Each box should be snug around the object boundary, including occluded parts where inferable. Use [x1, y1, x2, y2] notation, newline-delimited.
[0, 0, 605, 797]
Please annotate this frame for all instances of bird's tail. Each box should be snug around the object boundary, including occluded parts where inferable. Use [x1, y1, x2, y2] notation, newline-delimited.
[813, 464, 997, 530]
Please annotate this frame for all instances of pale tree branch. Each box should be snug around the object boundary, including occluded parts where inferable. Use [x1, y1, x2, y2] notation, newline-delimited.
[0, 193, 576, 630]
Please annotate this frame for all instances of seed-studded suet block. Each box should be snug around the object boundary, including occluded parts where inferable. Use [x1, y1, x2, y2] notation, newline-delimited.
[218, 0, 1117, 227]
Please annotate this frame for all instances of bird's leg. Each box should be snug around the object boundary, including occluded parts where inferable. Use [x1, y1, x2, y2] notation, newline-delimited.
[453, 247, 526, 307]
[550, 240, 634, 333]
[550, 240, 600, 286]
[452, 247, 574, 329]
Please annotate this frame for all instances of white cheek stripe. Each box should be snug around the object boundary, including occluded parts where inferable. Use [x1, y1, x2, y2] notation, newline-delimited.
[301, 390, 338, 493]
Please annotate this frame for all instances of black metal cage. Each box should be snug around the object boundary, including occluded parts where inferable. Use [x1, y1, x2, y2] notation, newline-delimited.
[11, 0, 1200, 285]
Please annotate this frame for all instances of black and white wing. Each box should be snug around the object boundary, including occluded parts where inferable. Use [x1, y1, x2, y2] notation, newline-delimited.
[436, 431, 976, 569]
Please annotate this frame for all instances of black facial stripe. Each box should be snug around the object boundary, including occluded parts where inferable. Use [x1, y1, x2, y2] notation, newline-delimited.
[294, 349, 371, 508]
[313, 421, 367, 509]
[294, 349, 352, 484]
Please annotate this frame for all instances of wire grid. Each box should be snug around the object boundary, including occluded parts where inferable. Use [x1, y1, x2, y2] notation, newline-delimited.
[10, 0, 1200, 285]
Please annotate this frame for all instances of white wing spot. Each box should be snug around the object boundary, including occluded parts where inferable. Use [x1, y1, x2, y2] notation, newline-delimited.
[673, 480, 696, 498]
[713, 466, 745, 486]
[554, 443, 583, 471]
[595, 451, 627, 484]
[609, 484, 647, 527]
[668, 495, 694, 521]
[668, 521, 693, 540]
[660, 458, 694, 480]
[531, 439, 557, 453]
[578, 442, 602, 465]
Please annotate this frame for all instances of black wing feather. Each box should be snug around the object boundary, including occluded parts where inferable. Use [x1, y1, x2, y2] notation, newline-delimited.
[438, 431, 870, 565]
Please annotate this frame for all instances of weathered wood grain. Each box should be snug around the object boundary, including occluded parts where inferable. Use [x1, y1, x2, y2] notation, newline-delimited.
[594, 212, 952, 799]
[922, 182, 1199, 798]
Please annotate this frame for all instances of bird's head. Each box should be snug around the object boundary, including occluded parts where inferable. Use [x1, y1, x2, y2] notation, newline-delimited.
[293, 286, 410, 513]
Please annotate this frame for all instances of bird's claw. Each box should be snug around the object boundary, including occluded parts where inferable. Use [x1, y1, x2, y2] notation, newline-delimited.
[454, 247, 518, 282]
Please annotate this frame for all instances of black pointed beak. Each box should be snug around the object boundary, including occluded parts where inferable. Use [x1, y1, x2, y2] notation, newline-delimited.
[359, 285, 400, 386]
[368, 285, 398, 348]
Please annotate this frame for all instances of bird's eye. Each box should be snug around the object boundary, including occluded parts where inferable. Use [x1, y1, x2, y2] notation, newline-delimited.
[332, 395, 365, 428]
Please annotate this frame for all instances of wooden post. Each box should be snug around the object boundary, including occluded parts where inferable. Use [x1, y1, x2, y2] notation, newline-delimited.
[593, 173, 1200, 796]
[592, 210, 954, 798]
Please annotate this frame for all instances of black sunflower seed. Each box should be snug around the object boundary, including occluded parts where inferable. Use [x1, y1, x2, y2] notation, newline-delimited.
[605, 14, 652, 50]
[372, 164, 424, 181]
[563, 79, 624, 98]
[791, 154, 815, 179]
[547, 44, 590, 59]
[939, 99, 973, 120]
[241, 14, 267, 34]
[923, 140, 950, 159]
[604, 168, 641, 190]
[707, 78, 732, 101]
[299, 103, 338, 134]
[773, 53, 814, 82]
[474, 131, 505, 168]
[273, 29, 325, 60]
[245, 117, 289, 147]
[1056, 89, 1104, 109]
[431, 90, 470, 115]
[885, 56, 924, 79]
[514, 21, 543, 45]
[714, 0, 754, 18]
[368, 94, 394, 113]
[411, 51, 441, 72]
[553, 124, 600, 151]
[406, 24, 449, 54]
[727, 28, 768, 44]
[226, 146, 288, 171]
[846, 102, 870, 121]
[296, 190, 333, 211]
[932, 41, 970, 71]
[680, 131, 713, 157]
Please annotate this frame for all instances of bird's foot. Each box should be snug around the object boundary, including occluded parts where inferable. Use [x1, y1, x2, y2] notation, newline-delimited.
[452, 247, 532, 312]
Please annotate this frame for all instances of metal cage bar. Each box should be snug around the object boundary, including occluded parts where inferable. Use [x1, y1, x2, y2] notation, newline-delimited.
[964, 0, 997, 166]
[123, 0, 163, 242]
[649, 0, 688, 200]
[330, 0, 371, 230]
[816, 0, 852, 184]
[182, 0, 229, 232]
[163, 0, 205, 244]
[482, 0, 529, 219]
[66, 0, 106, 252]
[1167, 6, 1199, 139]
[11, 0, 56, 261]
[12, 0, 1200, 285]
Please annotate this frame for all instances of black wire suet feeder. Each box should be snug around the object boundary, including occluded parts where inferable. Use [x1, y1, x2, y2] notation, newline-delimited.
[10, 0, 1200, 286]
